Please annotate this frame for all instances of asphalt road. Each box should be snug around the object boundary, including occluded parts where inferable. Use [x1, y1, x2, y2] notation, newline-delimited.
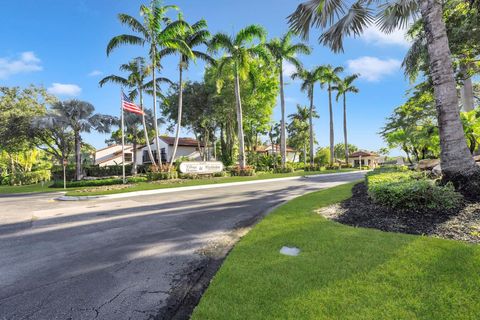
[0, 172, 365, 320]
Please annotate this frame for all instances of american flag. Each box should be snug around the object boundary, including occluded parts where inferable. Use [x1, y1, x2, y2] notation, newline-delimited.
[122, 92, 144, 115]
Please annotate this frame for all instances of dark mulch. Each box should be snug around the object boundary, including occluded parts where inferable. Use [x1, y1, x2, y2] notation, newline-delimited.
[319, 183, 480, 244]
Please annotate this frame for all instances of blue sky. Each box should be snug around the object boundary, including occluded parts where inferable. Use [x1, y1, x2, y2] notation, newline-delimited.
[1, 0, 412, 155]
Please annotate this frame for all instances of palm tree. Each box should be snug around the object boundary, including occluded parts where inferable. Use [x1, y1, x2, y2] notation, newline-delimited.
[209, 25, 269, 169]
[50, 100, 115, 180]
[318, 65, 343, 165]
[332, 74, 359, 164]
[266, 31, 311, 168]
[168, 18, 214, 167]
[288, 0, 480, 192]
[291, 67, 321, 166]
[288, 105, 311, 166]
[106, 1, 190, 169]
[100, 57, 172, 168]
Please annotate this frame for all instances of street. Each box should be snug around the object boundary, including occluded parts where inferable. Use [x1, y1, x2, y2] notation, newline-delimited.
[0, 172, 365, 320]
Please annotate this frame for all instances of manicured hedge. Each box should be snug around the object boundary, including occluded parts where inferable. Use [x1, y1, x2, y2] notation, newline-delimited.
[366, 169, 462, 211]
[50, 176, 148, 188]
[229, 166, 255, 176]
[146, 171, 178, 181]
[1, 170, 51, 186]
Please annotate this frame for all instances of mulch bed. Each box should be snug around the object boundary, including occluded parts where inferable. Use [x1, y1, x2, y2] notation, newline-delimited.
[318, 183, 480, 244]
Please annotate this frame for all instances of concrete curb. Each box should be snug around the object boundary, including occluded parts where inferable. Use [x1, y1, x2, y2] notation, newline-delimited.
[55, 170, 365, 201]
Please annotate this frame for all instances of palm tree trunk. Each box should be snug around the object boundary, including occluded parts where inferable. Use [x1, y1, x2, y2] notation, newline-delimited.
[139, 89, 156, 166]
[279, 60, 287, 168]
[303, 143, 307, 168]
[170, 62, 183, 167]
[74, 131, 81, 180]
[419, 0, 477, 179]
[132, 131, 138, 175]
[460, 64, 474, 112]
[343, 93, 349, 164]
[152, 50, 163, 170]
[234, 64, 246, 169]
[309, 87, 315, 167]
[328, 83, 334, 165]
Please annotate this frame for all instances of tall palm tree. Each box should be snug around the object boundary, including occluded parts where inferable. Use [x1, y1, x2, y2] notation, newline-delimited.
[209, 25, 269, 169]
[106, 1, 190, 169]
[50, 100, 115, 180]
[288, 104, 319, 166]
[318, 65, 343, 165]
[266, 31, 311, 168]
[332, 74, 359, 164]
[291, 67, 321, 166]
[168, 18, 214, 167]
[100, 57, 172, 168]
[288, 0, 480, 192]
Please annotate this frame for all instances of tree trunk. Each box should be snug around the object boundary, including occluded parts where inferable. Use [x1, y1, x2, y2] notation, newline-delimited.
[419, 0, 477, 182]
[309, 87, 315, 167]
[132, 131, 138, 175]
[460, 64, 474, 112]
[170, 61, 183, 167]
[152, 48, 162, 170]
[234, 64, 246, 169]
[303, 143, 307, 168]
[74, 131, 81, 180]
[328, 83, 334, 165]
[279, 60, 287, 168]
[139, 89, 156, 166]
[343, 93, 349, 164]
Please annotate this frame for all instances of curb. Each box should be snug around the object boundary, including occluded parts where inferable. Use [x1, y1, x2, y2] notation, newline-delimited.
[56, 171, 365, 201]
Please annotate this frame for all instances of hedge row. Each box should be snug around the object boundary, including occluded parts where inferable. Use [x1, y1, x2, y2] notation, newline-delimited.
[1, 170, 51, 186]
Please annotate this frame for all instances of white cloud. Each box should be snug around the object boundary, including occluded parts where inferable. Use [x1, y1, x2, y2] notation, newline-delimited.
[283, 60, 297, 78]
[47, 83, 82, 96]
[0, 51, 42, 79]
[88, 70, 103, 77]
[346, 56, 401, 82]
[361, 25, 411, 48]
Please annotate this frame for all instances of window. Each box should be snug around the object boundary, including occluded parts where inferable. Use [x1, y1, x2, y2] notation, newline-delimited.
[124, 153, 133, 162]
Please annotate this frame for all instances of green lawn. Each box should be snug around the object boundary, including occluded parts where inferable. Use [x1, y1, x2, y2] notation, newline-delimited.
[191, 182, 480, 320]
[64, 169, 357, 196]
[0, 182, 65, 194]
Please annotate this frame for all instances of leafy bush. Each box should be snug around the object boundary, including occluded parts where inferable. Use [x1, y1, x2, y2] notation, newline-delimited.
[51, 178, 124, 188]
[366, 170, 462, 211]
[85, 165, 134, 177]
[127, 176, 148, 183]
[2, 170, 52, 186]
[229, 165, 255, 176]
[146, 171, 178, 181]
[273, 166, 295, 174]
[51, 165, 76, 181]
[326, 163, 341, 170]
[304, 165, 325, 172]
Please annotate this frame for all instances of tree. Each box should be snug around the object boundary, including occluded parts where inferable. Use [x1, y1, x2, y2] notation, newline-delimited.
[291, 67, 321, 166]
[332, 74, 359, 163]
[209, 25, 269, 169]
[315, 147, 330, 166]
[268, 122, 281, 168]
[266, 31, 311, 168]
[168, 18, 214, 166]
[107, 1, 188, 168]
[288, 0, 480, 195]
[99, 57, 172, 168]
[333, 143, 358, 161]
[288, 104, 318, 166]
[50, 100, 115, 180]
[318, 64, 343, 165]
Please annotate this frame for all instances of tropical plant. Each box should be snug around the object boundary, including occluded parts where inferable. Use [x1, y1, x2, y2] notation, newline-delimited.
[266, 31, 311, 168]
[167, 18, 214, 167]
[318, 64, 344, 165]
[288, 0, 480, 194]
[291, 67, 320, 166]
[288, 104, 318, 166]
[99, 57, 172, 168]
[106, 0, 188, 168]
[209, 25, 269, 169]
[48, 100, 115, 180]
[332, 74, 359, 163]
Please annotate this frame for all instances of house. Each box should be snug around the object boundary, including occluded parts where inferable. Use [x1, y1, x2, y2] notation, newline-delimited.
[256, 145, 300, 162]
[95, 136, 207, 167]
[136, 136, 206, 165]
[95, 144, 134, 167]
[348, 150, 380, 168]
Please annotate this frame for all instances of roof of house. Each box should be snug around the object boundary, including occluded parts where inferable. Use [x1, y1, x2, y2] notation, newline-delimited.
[349, 150, 378, 158]
[95, 144, 133, 153]
[256, 145, 297, 153]
[95, 150, 133, 165]
[159, 136, 204, 147]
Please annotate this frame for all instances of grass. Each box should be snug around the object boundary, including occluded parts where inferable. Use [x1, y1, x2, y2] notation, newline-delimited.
[191, 182, 480, 320]
[0, 182, 65, 194]
[64, 169, 356, 196]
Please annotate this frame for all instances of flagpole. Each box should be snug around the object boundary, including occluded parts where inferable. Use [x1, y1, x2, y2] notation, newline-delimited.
[121, 89, 126, 184]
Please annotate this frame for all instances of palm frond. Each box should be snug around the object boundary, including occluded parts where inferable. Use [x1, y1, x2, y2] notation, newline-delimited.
[377, 0, 419, 34]
[118, 14, 148, 37]
[99, 75, 129, 88]
[209, 33, 235, 54]
[106, 34, 144, 56]
[235, 25, 267, 45]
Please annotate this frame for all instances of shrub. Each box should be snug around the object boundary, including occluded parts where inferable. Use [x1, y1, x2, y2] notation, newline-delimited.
[51, 178, 124, 188]
[366, 170, 462, 211]
[127, 176, 148, 183]
[273, 166, 295, 174]
[304, 165, 325, 172]
[326, 163, 341, 170]
[147, 171, 178, 181]
[229, 165, 255, 176]
[3, 170, 52, 186]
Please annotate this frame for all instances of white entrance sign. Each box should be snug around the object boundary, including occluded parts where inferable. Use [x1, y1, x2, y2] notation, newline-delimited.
[179, 161, 224, 174]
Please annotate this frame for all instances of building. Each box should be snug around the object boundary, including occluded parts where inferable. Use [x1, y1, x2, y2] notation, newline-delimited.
[348, 150, 380, 169]
[95, 136, 207, 167]
[256, 145, 300, 162]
